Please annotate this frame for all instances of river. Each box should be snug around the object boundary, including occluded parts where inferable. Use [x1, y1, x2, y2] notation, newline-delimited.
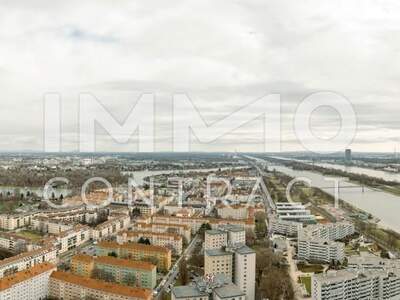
[312, 162, 400, 183]
[262, 158, 400, 233]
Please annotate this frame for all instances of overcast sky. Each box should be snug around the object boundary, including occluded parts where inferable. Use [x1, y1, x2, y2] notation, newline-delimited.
[0, 0, 399, 153]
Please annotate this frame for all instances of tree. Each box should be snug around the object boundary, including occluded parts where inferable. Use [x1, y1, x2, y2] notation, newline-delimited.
[198, 223, 212, 239]
[108, 251, 118, 257]
[138, 237, 151, 245]
[178, 259, 189, 285]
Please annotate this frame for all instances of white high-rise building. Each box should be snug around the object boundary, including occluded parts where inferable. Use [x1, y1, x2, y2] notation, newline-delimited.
[204, 249, 233, 278]
[234, 245, 256, 300]
[205, 230, 228, 250]
[204, 225, 245, 251]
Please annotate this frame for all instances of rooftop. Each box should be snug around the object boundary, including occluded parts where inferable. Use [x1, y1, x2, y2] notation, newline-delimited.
[172, 285, 209, 298]
[205, 249, 232, 257]
[51, 271, 152, 299]
[97, 241, 171, 254]
[96, 255, 156, 271]
[214, 284, 245, 299]
[234, 245, 255, 255]
[0, 263, 56, 291]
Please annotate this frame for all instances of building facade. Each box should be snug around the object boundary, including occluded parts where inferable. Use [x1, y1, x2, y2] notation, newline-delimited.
[117, 230, 183, 255]
[71, 254, 157, 289]
[49, 271, 153, 300]
[96, 241, 171, 271]
[0, 262, 55, 300]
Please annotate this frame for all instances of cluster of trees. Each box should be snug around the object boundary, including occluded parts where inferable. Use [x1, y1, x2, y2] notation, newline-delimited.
[255, 241, 294, 300]
[254, 212, 267, 238]
[178, 259, 189, 285]
[138, 237, 151, 245]
[0, 167, 129, 188]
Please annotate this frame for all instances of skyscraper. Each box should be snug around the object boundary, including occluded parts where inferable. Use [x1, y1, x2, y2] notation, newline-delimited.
[345, 149, 352, 163]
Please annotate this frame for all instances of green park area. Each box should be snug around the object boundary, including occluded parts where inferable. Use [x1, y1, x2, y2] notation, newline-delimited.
[15, 230, 44, 241]
[299, 276, 311, 295]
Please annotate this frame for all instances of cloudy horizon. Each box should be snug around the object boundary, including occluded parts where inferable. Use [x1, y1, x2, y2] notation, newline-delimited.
[1, 1, 399, 153]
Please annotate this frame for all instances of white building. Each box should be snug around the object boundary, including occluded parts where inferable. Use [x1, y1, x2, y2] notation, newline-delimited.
[276, 202, 315, 223]
[0, 232, 30, 253]
[0, 262, 56, 300]
[312, 269, 400, 300]
[301, 222, 355, 241]
[205, 230, 228, 251]
[269, 217, 303, 237]
[205, 225, 245, 251]
[233, 245, 256, 300]
[298, 234, 345, 263]
[204, 249, 233, 279]
[0, 213, 36, 230]
[54, 224, 91, 254]
[91, 214, 131, 241]
[32, 217, 73, 234]
[0, 246, 57, 278]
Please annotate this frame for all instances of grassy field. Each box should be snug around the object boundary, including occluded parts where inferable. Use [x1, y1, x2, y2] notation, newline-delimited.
[297, 263, 324, 273]
[299, 276, 311, 295]
[0, 200, 23, 213]
[16, 230, 44, 241]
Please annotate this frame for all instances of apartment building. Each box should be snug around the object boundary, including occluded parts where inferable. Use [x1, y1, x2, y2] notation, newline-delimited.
[297, 235, 345, 263]
[32, 216, 73, 234]
[91, 214, 131, 241]
[204, 249, 233, 278]
[152, 215, 255, 234]
[347, 252, 400, 271]
[269, 217, 303, 237]
[152, 215, 203, 234]
[0, 213, 36, 230]
[276, 202, 316, 223]
[55, 224, 91, 254]
[117, 230, 183, 255]
[233, 245, 256, 300]
[132, 202, 156, 216]
[134, 222, 191, 243]
[209, 218, 255, 232]
[71, 254, 157, 289]
[302, 222, 355, 241]
[96, 241, 171, 271]
[205, 225, 245, 250]
[0, 246, 57, 278]
[49, 271, 153, 300]
[0, 232, 31, 253]
[0, 262, 56, 300]
[37, 205, 98, 221]
[312, 269, 400, 300]
[216, 204, 249, 220]
[205, 230, 228, 250]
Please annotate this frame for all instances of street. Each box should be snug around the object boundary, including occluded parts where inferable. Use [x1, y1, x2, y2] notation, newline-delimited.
[155, 234, 201, 299]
